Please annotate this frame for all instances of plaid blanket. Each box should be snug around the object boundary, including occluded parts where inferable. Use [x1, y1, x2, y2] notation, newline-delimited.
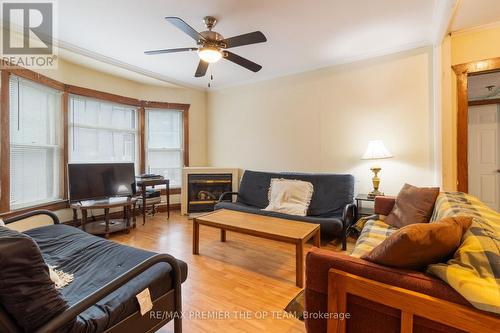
[350, 215, 397, 258]
[427, 192, 500, 314]
[350, 191, 500, 314]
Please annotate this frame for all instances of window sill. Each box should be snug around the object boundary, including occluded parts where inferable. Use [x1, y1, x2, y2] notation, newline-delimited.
[0, 189, 182, 218]
[160, 187, 181, 195]
[0, 200, 69, 218]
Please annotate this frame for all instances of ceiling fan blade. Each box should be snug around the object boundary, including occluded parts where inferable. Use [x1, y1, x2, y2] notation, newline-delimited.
[224, 51, 262, 72]
[195, 60, 209, 77]
[165, 17, 205, 42]
[144, 47, 197, 55]
[223, 31, 267, 48]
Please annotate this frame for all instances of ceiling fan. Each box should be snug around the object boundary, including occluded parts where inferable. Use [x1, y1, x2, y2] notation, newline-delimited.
[145, 16, 267, 78]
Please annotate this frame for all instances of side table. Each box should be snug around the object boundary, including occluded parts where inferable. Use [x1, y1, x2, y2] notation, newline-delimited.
[71, 197, 137, 238]
[136, 178, 170, 225]
[355, 194, 376, 218]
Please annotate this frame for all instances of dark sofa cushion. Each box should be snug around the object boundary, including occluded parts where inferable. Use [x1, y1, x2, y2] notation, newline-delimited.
[0, 226, 71, 333]
[237, 170, 354, 217]
[25, 224, 188, 333]
[215, 202, 344, 236]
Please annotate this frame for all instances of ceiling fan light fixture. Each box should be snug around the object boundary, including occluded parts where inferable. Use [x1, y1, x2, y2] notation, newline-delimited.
[198, 46, 223, 63]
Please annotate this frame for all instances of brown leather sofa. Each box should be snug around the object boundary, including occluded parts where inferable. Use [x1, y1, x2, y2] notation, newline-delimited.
[304, 196, 496, 333]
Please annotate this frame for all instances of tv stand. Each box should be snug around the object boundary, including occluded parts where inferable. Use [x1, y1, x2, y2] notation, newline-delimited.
[70, 197, 138, 238]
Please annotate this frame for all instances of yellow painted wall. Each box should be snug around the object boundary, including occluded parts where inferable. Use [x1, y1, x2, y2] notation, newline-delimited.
[207, 47, 437, 195]
[441, 25, 500, 190]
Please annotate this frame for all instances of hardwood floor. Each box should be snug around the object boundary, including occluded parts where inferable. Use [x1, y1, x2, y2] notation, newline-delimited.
[112, 210, 355, 333]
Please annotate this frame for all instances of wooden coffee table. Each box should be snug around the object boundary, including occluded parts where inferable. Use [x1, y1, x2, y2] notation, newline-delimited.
[192, 209, 321, 287]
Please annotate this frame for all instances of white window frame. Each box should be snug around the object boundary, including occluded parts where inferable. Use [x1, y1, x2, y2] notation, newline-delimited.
[9, 75, 63, 210]
[68, 94, 139, 169]
[145, 108, 184, 187]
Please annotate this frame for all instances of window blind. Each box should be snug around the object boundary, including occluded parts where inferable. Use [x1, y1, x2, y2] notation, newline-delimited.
[9, 76, 62, 209]
[146, 109, 184, 187]
[68, 95, 139, 168]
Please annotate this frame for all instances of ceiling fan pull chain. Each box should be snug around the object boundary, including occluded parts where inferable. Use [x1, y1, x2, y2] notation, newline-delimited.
[208, 67, 214, 88]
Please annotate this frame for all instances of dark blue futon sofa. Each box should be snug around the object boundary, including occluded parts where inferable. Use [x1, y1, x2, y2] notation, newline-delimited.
[215, 170, 355, 249]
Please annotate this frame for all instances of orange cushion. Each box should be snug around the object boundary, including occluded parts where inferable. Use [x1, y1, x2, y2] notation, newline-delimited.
[361, 216, 472, 270]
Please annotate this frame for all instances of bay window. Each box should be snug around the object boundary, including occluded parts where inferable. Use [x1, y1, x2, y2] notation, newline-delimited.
[145, 108, 184, 187]
[68, 95, 139, 169]
[9, 75, 62, 209]
[1, 68, 189, 213]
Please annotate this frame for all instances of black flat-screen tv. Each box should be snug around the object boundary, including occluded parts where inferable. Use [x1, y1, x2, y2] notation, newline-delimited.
[68, 163, 136, 202]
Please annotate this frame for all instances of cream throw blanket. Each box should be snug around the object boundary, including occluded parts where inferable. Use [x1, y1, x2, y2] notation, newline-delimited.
[48, 265, 74, 289]
[263, 178, 314, 216]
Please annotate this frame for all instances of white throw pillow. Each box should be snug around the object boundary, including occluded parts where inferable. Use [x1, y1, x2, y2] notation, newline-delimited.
[0, 218, 4, 226]
[263, 178, 314, 216]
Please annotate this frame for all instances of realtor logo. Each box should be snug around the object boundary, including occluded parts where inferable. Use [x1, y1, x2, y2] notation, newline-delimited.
[1, 0, 57, 68]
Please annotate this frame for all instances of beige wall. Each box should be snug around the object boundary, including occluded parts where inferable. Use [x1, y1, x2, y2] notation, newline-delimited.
[6, 59, 208, 223]
[441, 25, 500, 190]
[207, 47, 437, 195]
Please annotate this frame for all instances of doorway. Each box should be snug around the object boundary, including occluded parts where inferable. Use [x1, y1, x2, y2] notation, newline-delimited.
[467, 72, 500, 211]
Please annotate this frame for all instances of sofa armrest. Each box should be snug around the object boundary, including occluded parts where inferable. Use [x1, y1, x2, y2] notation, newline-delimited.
[305, 248, 469, 306]
[3, 210, 60, 225]
[374, 196, 395, 215]
[217, 192, 239, 203]
[342, 203, 356, 228]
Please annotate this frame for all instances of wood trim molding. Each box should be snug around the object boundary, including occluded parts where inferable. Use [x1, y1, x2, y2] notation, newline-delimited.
[0, 200, 181, 221]
[0, 200, 69, 219]
[468, 98, 500, 106]
[452, 57, 500, 76]
[452, 57, 500, 193]
[62, 91, 69, 199]
[0, 70, 10, 212]
[456, 72, 469, 193]
[183, 106, 190, 167]
[142, 101, 190, 110]
[327, 268, 500, 333]
[1, 65, 65, 91]
[160, 188, 181, 196]
[66, 84, 142, 106]
[139, 106, 146, 173]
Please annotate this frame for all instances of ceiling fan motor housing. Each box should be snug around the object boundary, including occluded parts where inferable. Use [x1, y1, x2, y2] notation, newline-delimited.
[200, 30, 225, 45]
[203, 16, 217, 30]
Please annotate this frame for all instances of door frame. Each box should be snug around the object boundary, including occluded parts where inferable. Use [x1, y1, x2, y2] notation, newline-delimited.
[452, 57, 500, 192]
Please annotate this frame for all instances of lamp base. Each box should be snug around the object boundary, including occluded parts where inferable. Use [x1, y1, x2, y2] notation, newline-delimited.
[367, 190, 384, 198]
[368, 166, 384, 198]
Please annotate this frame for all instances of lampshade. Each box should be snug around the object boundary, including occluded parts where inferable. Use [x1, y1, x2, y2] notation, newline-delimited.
[362, 140, 393, 160]
[198, 47, 223, 63]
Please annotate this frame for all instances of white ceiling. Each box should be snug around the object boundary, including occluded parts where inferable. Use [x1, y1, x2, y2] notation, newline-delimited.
[50, 0, 500, 89]
[55, 0, 449, 89]
[451, 0, 500, 32]
[468, 71, 500, 100]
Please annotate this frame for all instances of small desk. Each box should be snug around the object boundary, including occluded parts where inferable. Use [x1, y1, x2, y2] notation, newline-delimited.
[136, 178, 170, 225]
[71, 197, 137, 238]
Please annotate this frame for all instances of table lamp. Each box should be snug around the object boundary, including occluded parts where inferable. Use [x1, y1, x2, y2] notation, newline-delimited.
[362, 140, 393, 198]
